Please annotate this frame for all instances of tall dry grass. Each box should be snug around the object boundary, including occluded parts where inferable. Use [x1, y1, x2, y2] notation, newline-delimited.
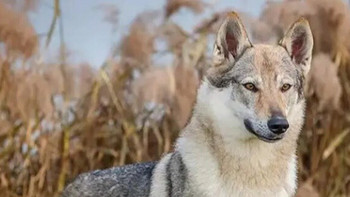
[0, 0, 349, 196]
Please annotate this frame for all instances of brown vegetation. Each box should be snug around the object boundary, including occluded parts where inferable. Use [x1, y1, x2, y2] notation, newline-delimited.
[165, 0, 205, 18]
[0, 0, 349, 196]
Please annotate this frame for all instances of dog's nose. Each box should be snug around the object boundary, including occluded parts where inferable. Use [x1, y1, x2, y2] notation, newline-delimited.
[267, 116, 289, 134]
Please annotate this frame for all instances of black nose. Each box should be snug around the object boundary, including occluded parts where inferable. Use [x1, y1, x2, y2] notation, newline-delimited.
[267, 116, 289, 134]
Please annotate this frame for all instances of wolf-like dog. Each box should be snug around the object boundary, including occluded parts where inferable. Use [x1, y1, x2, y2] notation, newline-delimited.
[62, 12, 313, 197]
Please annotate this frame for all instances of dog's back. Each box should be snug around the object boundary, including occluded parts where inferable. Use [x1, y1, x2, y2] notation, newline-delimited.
[62, 162, 156, 197]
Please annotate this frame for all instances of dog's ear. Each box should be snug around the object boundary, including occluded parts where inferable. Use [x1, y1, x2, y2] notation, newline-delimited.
[213, 12, 252, 66]
[280, 18, 313, 76]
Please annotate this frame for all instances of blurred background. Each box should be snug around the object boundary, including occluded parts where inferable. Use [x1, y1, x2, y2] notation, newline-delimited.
[0, 0, 349, 196]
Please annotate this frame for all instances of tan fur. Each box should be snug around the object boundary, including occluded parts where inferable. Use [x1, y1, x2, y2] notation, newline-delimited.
[252, 45, 291, 118]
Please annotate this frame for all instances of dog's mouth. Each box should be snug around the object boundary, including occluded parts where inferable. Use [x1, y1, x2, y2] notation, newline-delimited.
[244, 119, 283, 143]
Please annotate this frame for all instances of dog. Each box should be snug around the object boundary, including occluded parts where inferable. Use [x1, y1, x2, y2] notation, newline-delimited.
[62, 12, 313, 197]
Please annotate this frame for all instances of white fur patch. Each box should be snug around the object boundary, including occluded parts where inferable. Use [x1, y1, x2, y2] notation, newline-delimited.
[285, 155, 297, 195]
[178, 135, 295, 197]
[197, 80, 252, 142]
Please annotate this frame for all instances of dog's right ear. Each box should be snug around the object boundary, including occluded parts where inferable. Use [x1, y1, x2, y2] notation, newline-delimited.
[213, 12, 252, 66]
[279, 18, 313, 76]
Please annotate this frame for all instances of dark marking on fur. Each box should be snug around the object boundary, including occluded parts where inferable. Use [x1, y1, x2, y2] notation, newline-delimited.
[282, 53, 306, 102]
[208, 75, 232, 88]
[216, 44, 221, 55]
[166, 152, 187, 197]
[208, 47, 251, 88]
[232, 84, 249, 106]
[166, 156, 173, 197]
[296, 68, 305, 102]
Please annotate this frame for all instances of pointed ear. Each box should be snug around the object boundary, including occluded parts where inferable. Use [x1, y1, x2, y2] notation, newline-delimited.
[213, 12, 252, 66]
[279, 18, 313, 76]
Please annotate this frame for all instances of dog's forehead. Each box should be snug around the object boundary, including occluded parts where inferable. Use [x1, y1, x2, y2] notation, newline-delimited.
[234, 44, 296, 78]
[254, 45, 287, 66]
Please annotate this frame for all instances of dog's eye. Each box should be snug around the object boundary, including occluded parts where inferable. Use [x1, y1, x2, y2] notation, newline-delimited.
[243, 83, 258, 92]
[281, 84, 292, 92]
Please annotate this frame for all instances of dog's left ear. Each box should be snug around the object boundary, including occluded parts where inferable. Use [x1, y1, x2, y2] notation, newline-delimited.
[213, 12, 252, 66]
[280, 18, 313, 76]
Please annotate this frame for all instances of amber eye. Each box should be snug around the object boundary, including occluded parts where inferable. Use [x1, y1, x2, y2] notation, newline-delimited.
[243, 83, 258, 92]
[281, 84, 292, 92]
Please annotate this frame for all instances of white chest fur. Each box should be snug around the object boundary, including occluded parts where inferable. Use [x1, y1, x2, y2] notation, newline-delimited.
[177, 136, 297, 197]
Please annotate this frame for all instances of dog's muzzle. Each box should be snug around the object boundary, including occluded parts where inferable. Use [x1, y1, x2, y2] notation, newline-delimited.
[244, 118, 287, 143]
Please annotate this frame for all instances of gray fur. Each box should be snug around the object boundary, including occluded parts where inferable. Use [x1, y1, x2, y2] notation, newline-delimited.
[62, 162, 156, 197]
[62, 152, 191, 197]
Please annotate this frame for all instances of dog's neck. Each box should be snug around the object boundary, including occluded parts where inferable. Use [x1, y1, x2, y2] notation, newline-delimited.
[177, 113, 298, 196]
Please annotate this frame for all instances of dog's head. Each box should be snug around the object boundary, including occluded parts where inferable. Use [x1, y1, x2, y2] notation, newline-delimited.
[197, 12, 313, 143]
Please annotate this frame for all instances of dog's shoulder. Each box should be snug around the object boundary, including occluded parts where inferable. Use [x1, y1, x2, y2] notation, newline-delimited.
[62, 161, 157, 197]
